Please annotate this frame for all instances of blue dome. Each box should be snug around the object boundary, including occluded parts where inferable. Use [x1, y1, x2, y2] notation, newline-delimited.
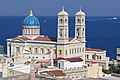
[23, 16, 40, 26]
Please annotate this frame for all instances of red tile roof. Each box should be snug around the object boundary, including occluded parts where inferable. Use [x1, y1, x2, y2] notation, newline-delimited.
[34, 36, 57, 42]
[47, 70, 65, 76]
[86, 48, 104, 52]
[10, 35, 74, 42]
[11, 36, 31, 41]
[66, 57, 83, 62]
[53, 57, 66, 60]
[34, 36, 74, 42]
[54, 57, 83, 62]
[91, 61, 98, 64]
[18, 36, 31, 41]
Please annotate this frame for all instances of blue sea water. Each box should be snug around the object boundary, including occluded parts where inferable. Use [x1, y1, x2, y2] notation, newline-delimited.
[0, 16, 120, 60]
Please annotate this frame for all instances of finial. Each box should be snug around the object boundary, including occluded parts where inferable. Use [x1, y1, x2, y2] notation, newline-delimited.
[29, 8, 33, 16]
[80, 7, 81, 12]
[62, 6, 64, 11]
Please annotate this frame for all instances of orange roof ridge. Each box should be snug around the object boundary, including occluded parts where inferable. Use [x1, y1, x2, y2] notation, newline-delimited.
[47, 70, 65, 76]
[86, 48, 104, 52]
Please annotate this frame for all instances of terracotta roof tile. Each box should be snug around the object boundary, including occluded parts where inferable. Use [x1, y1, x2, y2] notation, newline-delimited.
[19, 36, 31, 41]
[54, 57, 83, 62]
[86, 48, 104, 52]
[11, 35, 74, 42]
[33, 36, 57, 42]
[66, 57, 83, 62]
[34, 36, 74, 42]
[53, 57, 66, 60]
[12, 36, 31, 41]
[47, 70, 65, 76]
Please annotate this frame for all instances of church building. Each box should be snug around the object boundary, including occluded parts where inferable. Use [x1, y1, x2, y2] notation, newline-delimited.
[6, 7, 86, 65]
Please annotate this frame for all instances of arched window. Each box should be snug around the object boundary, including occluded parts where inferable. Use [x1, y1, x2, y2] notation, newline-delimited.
[59, 29, 63, 37]
[65, 29, 67, 38]
[28, 28, 30, 34]
[82, 28, 84, 36]
[70, 49, 71, 54]
[16, 47, 20, 53]
[77, 28, 79, 32]
[59, 50, 62, 55]
[60, 33, 62, 37]
[65, 19, 67, 23]
[77, 18, 81, 24]
[60, 19, 63, 24]
[78, 33, 79, 36]
[65, 50, 67, 55]
[87, 55, 89, 59]
[82, 19, 84, 23]
[34, 48, 37, 54]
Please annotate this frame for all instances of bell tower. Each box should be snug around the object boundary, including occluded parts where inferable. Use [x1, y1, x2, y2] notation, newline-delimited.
[75, 8, 86, 42]
[57, 7, 69, 44]
[56, 7, 69, 58]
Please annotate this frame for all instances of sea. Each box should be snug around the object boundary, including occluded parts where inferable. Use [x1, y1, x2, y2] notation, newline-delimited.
[0, 16, 120, 60]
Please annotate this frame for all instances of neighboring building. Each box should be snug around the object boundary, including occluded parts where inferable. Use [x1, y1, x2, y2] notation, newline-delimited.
[87, 62, 102, 78]
[8, 64, 30, 75]
[6, 7, 86, 65]
[54, 57, 88, 80]
[109, 59, 118, 67]
[0, 56, 12, 77]
[117, 48, 120, 65]
[40, 70, 66, 80]
[85, 48, 109, 69]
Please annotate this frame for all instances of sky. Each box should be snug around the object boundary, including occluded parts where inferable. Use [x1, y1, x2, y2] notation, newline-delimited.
[0, 0, 120, 16]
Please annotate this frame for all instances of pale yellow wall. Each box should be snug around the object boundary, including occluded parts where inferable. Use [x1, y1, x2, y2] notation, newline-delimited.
[56, 45, 68, 58]
[85, 52, 109, 69]
[10, 38, 86, 63]
[87, 63, 102, 78]
[0, 62, 8, 77]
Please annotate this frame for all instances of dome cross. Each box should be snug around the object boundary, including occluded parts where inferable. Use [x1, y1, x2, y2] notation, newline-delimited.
[29, 8, 33, 16]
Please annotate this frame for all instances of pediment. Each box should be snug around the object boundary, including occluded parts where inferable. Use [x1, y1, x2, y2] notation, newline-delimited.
[69, 38, 80, 43]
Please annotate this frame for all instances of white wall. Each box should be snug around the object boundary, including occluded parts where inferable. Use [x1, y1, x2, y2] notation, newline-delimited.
[58, 60, 83, 69]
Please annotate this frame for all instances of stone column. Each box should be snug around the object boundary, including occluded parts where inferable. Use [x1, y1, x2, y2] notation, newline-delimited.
[44, 48, 46, 54]
[7, 44, 10, 57]
[32, 46, 34, 54]
[14, 46, 16, 57]
[38, 47, 40, 54]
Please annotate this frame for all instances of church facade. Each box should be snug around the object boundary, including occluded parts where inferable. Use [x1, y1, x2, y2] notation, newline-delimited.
[6, 7, 86, 64]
